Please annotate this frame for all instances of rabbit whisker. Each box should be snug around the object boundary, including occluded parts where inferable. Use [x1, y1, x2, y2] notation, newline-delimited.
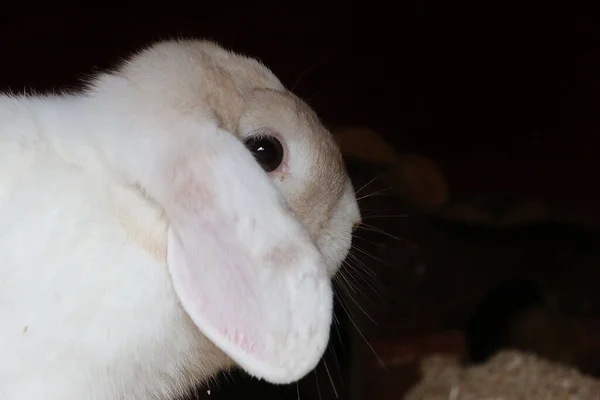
[357, 223, 420, 251]
[328, 338, 345, 388]
[332, 308, 345, 351]
[362, 214, 410, 219]
[337, 267, 360, 295]
[335, 287, 386, 370]
[356, 223, 401, 241]
[354, 175, 382, 196]
[346, 252, 378, 280]
[356, 187, 393, 202]
[351, 244, 401, 270]
[345, 256, 389, 301]
[343, 259, 382, 301]
[323, 358, 338, 399]
[337, 270, 377, 324]
[351, 233, 380, 246]
[314, 370, 323, 400]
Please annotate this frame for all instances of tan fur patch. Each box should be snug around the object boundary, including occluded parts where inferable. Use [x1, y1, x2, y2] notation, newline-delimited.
[122, 214, 168, 262]
[266, 242, 300, 268]
[111, 189, 168, 262]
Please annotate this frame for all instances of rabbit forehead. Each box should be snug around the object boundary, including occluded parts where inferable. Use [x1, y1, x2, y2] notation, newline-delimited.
[112, 39, 285, 133]
[119, 39, 284, 93]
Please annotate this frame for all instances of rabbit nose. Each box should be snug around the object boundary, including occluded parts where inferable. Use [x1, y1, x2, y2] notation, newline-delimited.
[351, 220, 361, 232]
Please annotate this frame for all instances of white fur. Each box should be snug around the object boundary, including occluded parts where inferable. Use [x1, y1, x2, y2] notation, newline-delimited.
[0, 40, 360, 400]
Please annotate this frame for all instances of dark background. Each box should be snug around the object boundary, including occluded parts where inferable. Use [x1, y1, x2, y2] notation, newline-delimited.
[1, 3, 599, 214]
[2, 4, 600, 399]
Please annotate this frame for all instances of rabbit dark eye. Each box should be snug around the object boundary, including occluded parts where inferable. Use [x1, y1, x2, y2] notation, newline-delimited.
[244, 135, 284, 172]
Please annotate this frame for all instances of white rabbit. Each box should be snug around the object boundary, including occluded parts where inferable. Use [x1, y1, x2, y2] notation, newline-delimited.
[0, 39, 361, 399]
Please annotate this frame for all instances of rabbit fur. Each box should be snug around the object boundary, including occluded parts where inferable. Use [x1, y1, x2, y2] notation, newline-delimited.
[0, 39, 360, 399]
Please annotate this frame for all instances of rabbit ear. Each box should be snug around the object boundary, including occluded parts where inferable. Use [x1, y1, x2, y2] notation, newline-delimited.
[160, 128, 332, 384]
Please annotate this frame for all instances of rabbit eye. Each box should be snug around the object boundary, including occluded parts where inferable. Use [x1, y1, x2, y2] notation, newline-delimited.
[244, 135, 284, 172]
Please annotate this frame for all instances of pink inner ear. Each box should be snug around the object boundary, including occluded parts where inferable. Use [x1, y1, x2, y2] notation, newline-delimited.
[168, 221, 266, 359]
[161, 134, 333, 384]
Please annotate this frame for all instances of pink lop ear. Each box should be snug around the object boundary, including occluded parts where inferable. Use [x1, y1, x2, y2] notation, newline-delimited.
[159, 127, 332, 384]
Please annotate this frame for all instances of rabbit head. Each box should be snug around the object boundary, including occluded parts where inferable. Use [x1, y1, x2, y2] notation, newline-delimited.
[80, 39, 361, 385]
[91, 39, 360, 275]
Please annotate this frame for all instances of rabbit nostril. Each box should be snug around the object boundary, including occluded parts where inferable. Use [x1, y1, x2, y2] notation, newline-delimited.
[351, 221, 361, 232]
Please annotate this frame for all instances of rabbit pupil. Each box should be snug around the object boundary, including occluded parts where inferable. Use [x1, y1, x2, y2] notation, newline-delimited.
[244, 136, 284, 172]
